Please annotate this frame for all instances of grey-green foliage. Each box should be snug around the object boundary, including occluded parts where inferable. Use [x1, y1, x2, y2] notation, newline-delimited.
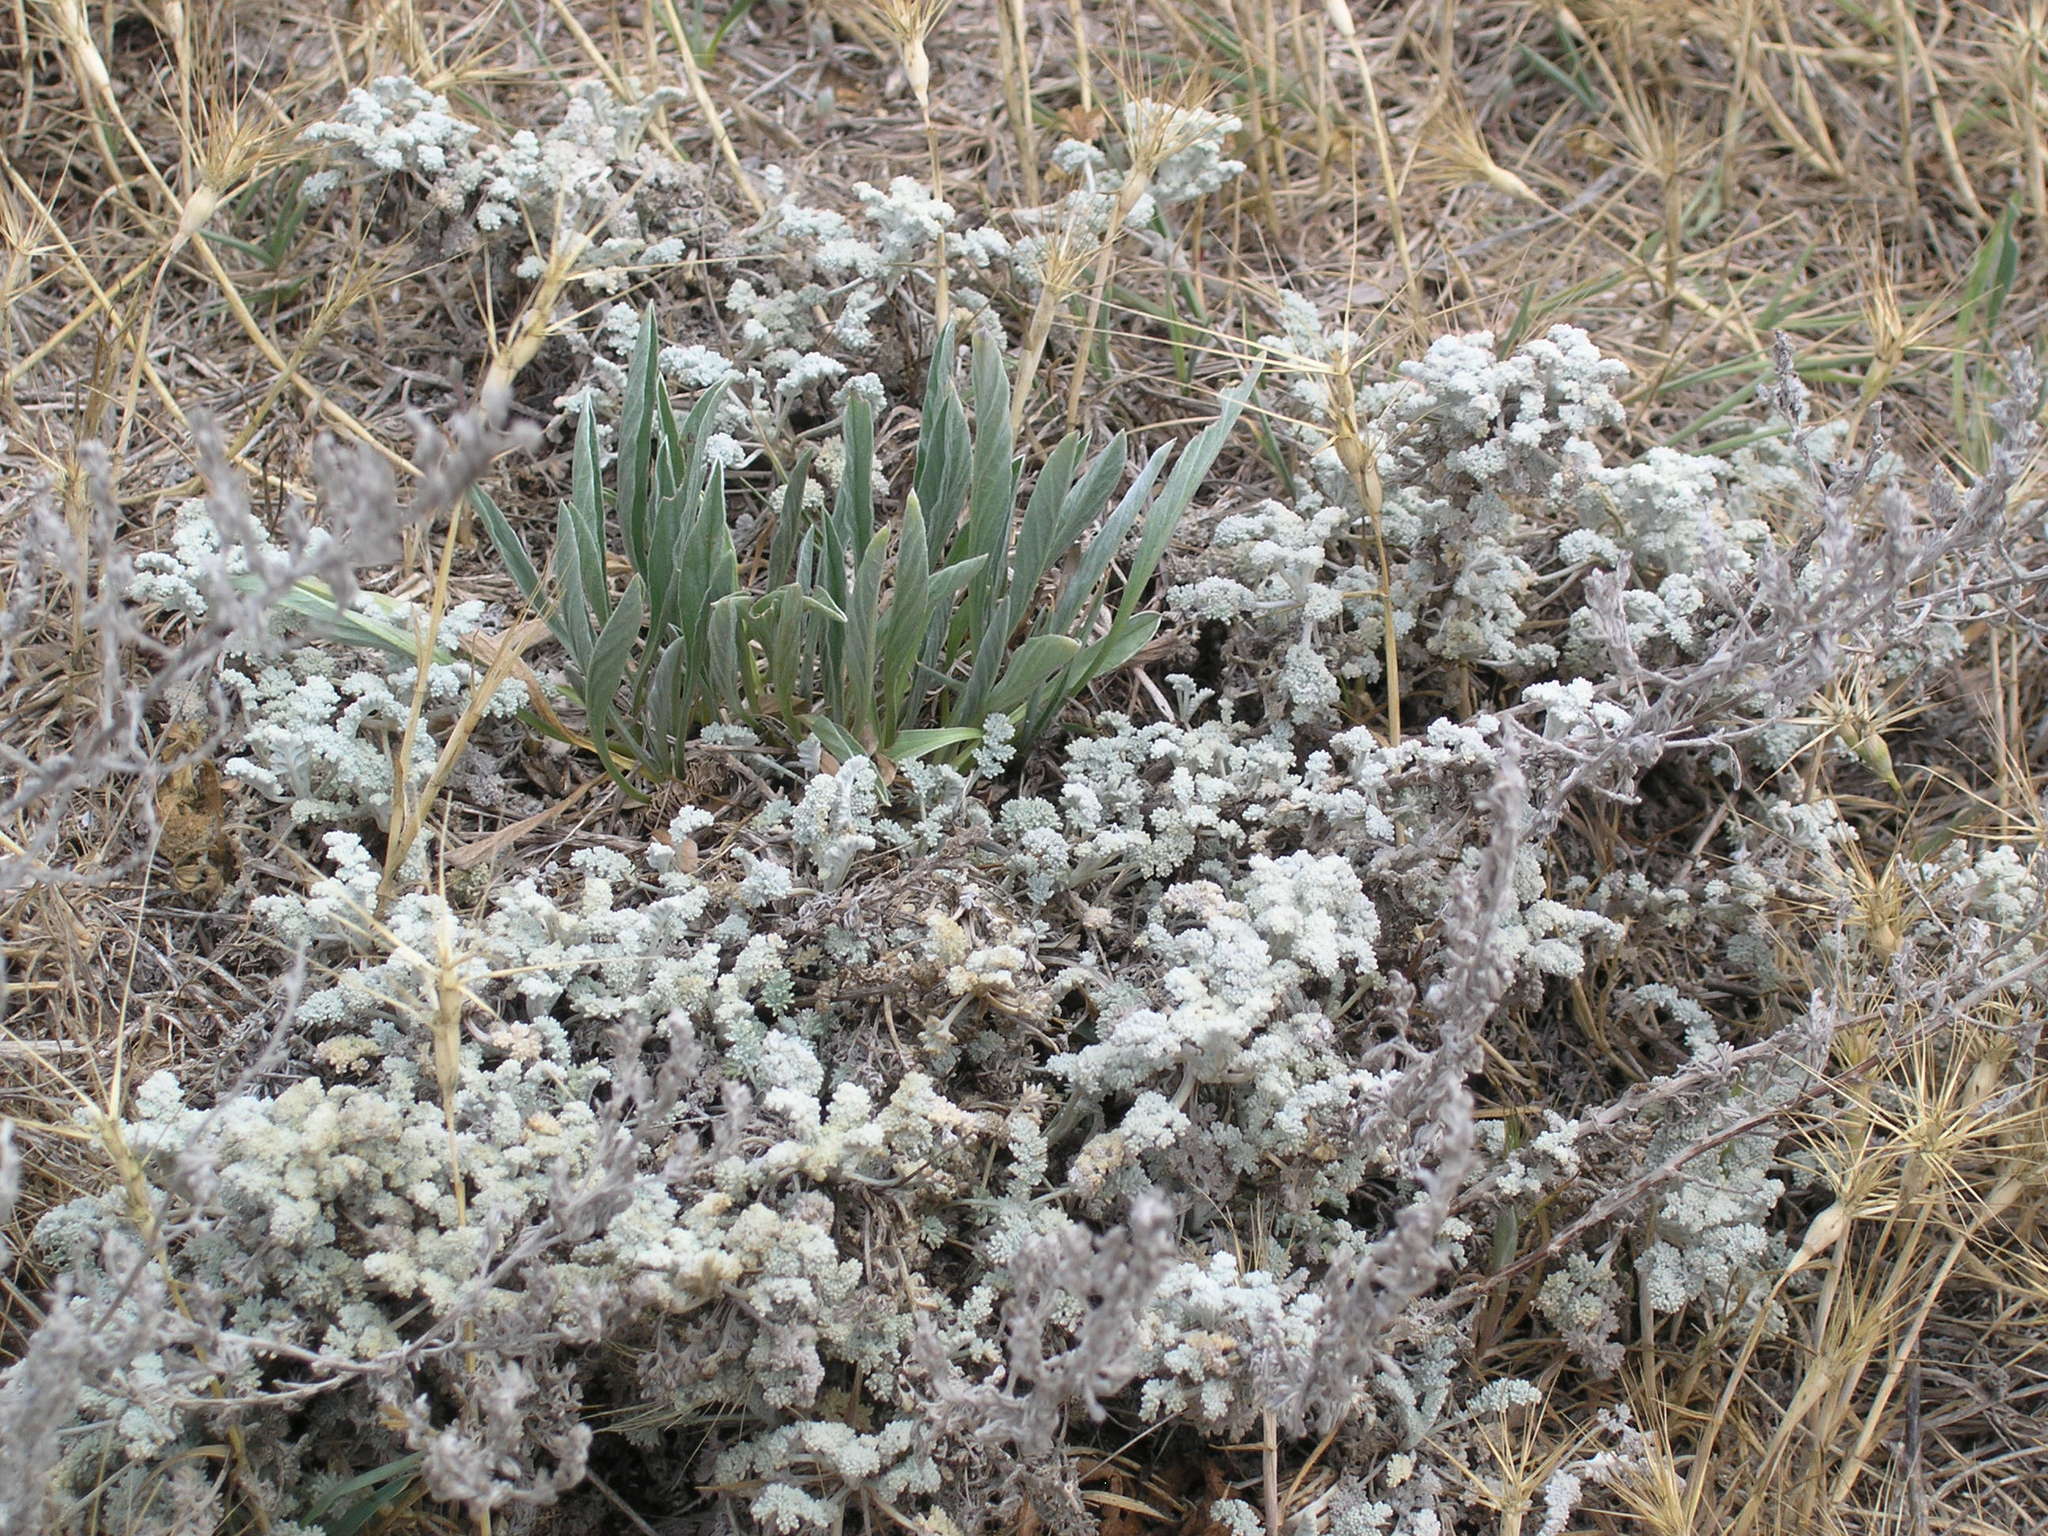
[31, 321, 2048, 1536]
[475, 313, 1252, 790]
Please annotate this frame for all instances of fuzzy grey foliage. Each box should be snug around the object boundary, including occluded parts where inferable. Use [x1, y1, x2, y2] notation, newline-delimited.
[919, 1196, 1177, 1459]
[0, 394, 531, 898]
[0, 1292, 95, 1536]
[14, 300, 2048, 1536]
[1281, 757, 1524, 1434]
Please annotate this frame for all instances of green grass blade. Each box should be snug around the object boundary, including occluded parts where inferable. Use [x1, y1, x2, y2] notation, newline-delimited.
[840, 523, 890, 744]
[836, 390, 876, 552]
[889, 726, 982, 763]
[583, 574, 647, 796]
[912, 327, 972, 556]
[1113, 372, 1255, 627]
[471, 487, 540, 602]
[567, 405, 610, 628]
[985, 633, 1082, 718]
[878, 491, 932, 743]
[808, 714, 866, 765]
[616, 307, 661, 571]
[1052, 443, 1170, 636]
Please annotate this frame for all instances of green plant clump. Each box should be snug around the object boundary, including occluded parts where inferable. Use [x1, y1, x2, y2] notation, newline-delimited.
[476, 313, 1252, 788]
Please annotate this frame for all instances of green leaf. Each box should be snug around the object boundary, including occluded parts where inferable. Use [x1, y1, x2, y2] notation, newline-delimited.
[1070, 610, 1161, 683]
[911, 326, 972, 554]
[878, 491, 933, 740]
[1952, 198, 2023, 450]
[707, 592, 756, 721]
[566, 404, 610, 628]
[1050, 443, 1170, 636]
[471, 487, 539, 603]
[552, 504, 595, 675]
[1046, 431, 1130, 575]
[1019, 612, 1161, 747]
[998, 431, 1086, 644]
[769, 448, 813, 587]
[651, 380, 684, 501]
[765, 582, 809, 728]
[704, 0, 761, 63]
[839, 523, 890, 740]
[616, 307, 662, 572]
[801, 588, 849, 624]
[1965, 197, 2022, 338]
[1115, 371, 1255, 626]
[676, 380, 731, 497]
[985, 633, 1082, 718]
[953, 328, 1019, 644]
[912, 552, 990, 717]
[808, 715, 866, 764]
[888, 726, 982, 763]
[305, 1453, 423, 1536]
[642, 480, 688, 654]
[836, 390, 876, 552]
[642, 630, 696, 773]
[664, 463, 737, 699]
[584, 574, 647, 796]
[256, 577, 452, 664]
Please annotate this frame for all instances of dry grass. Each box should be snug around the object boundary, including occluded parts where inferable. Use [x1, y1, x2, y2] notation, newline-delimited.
[4, 0, 2047, 1531]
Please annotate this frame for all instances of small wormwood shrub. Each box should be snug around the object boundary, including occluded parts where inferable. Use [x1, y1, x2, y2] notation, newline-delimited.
[12, 316, 2043, 1536]
[476, 314, 1253, 788]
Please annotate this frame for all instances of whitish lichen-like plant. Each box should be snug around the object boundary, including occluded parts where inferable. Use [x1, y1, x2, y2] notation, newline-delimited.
[19, 311, 2046, 1536]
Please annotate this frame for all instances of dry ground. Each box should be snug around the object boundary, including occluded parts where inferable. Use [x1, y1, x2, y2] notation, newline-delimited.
[5, 1, 2048, 1532]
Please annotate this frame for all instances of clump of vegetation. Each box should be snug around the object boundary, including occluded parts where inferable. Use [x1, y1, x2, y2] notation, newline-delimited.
[474, 314, 1252, 786]
[6, 4, 2048, 1536]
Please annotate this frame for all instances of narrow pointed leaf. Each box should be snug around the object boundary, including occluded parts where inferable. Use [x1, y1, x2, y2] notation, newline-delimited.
[1069, 611, 1161, 683]
[954, 329, 1018, 645]
[769, 449, 813, 586]
[472, 488, 540, 602]
[1052, 444, 1170, 636]
[1019, 613, 1162, 747]
[998, 431, 1087, 645]
[1038, 433, 1129, 611]
[911, 327, 972, 554]
[584, 575, 647, 795]
[617, 308, 662, 570]
[765, 583, 808, 728]
[836, 390, 876, 550]
[553, 509, 595, 674]
[879, 493, 932, 738]
[986, 633, 1082, 717]
[567, 406, 610, 628]
[840, 523, 890, 738]
[808, 715, 866, 765]
[707, 593, 755, 720]
[888, 726, 982, 764]
[643, 631, 695, 766]
[1114, 372, 1255, 626]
